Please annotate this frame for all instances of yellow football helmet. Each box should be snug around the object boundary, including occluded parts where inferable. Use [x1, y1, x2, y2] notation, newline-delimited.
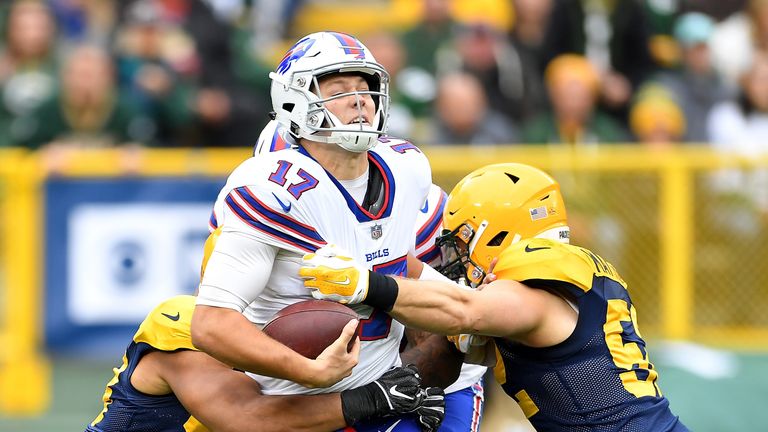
[437, 163, 569, 285]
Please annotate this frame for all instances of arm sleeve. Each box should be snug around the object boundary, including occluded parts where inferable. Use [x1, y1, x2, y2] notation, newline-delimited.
[196, 230, 278, 312]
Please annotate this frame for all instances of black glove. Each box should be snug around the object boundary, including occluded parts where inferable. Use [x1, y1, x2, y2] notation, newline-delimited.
[416, 387, 445, 432]
[340, 364, 424, 425]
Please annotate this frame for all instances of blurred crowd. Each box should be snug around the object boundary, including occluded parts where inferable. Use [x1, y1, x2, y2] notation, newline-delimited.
[1, 0, 768, 156]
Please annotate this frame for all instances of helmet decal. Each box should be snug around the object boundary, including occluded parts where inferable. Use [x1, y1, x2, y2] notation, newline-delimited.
[276, 37, 316, 75]
[329, 32, 366, 59]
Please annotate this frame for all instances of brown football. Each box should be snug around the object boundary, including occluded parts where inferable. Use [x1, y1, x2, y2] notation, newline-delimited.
[262, 300, 360, 359]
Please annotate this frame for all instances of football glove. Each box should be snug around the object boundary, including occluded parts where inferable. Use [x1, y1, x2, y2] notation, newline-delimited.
[300, 245, 369, 305]
[415, 387, 446, 432]
[447, 334, 498, 367]
[340, 364, 424, 425]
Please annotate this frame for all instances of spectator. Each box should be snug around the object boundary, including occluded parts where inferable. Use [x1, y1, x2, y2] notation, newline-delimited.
[707, 52, 768, 213]
[114, 0, 267, 147]
[400, 0, 455, 76]
[711, 0, 768, 91]
[654, 12, 731, 143]
[629, 86, 687, 147]
[112, 0, 198, 146]
[504, 0, 554, 121]
[541, 0, 656, 120]
[522, 54, 628, 145]
[364, 32, 415, 140]
[0, 0, 59, 147]
[439, 22, 530, 123]
[428, 71, 519, 145]
[15, 44, 151, 151]
[397, 0, 456, 118]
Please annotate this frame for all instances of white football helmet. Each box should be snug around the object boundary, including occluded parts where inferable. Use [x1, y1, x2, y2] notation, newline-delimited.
[269, 31, 390, 152]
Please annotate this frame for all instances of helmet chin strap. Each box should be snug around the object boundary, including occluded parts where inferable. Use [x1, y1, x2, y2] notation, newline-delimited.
[466, 220, 489, 285]
[467, 220, 489, 258]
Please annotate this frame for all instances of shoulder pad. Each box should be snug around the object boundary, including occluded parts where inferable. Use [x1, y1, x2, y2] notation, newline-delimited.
[375, 137, 428, 161]
[493, 239, 625, 293]
[133, 295, 198, 352]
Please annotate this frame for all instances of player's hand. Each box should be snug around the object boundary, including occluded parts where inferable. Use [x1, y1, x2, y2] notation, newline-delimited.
[305, 319, 360, 388]
[371, 364, 424, 414]
[300, 245, 369, 304]
[447, 333, 490, 354]
[415, 387, 445, 431]
[447, 333, 495, 366]
[340, 364, 424, 425]
[482, 257, 499, 285]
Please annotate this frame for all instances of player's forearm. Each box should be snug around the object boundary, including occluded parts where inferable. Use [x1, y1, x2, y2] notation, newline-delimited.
[237, 394, 345, 432]
[191, 305, 315, 385]
[387, 277, 475, 335]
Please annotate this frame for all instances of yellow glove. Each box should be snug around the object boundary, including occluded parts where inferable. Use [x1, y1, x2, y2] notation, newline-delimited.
[300, 245, 369, 304]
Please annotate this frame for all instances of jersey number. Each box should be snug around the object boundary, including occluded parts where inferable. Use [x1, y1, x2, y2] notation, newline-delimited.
[358, 256, 406, 340]
[268, 160, 319, 199]
[603, 281, 661, 398]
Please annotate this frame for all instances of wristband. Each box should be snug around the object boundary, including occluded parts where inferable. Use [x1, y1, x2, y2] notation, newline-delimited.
[340, 386, 376, 426]
[418, 263, 453, 283]
[364, 271, 399, 311]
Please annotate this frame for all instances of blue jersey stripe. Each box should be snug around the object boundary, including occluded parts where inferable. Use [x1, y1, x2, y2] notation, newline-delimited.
[225, 194, 319, 253]
[208, 211, 218, 229]
[234, 187, 325, 243]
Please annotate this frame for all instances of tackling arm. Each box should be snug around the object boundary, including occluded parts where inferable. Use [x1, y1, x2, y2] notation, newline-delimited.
[152, 350, 347, 432]
[390, 278, 544, 337]
[300, 249, 548, 338]
[149, 350, 435, 432]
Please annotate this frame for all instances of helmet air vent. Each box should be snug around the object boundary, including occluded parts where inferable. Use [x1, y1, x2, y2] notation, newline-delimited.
[487, 231, 508, 246]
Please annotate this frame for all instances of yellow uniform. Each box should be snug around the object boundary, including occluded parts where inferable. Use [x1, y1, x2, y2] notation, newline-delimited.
[86, 295, 207, 432]
[491, 238, 688, 431]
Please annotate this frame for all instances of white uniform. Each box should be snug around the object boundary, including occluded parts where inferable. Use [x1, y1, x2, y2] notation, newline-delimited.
[199, 138, 431, 395]
[412, 184, 488, 394]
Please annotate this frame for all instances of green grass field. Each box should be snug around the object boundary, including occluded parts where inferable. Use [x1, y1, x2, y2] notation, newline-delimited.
[2, 348, 767, 432]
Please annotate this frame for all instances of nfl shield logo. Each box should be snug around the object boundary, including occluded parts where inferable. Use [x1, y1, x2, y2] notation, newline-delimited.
[370, 224, 383, 239]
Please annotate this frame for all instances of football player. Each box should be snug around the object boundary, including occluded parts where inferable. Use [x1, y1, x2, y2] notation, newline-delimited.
[219, 122, 485, 431]
[300, 163, 691, 431]
[192, 31, 453, 431]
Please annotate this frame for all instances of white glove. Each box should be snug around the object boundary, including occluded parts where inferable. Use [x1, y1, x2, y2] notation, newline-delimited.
[300, 245, 370, 305]
[447, 333, 497, 367]
[448, 333, 489, 354]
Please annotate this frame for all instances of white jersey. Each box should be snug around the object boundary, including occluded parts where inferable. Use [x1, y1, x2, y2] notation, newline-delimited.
[204, 137, 431, 395]
[412, 184, 488, 394]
